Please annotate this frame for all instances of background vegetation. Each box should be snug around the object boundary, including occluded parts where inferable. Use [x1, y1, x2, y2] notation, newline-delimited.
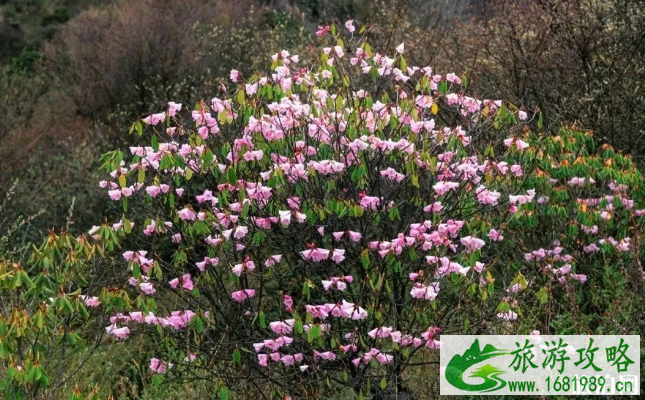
[1, 0, 644, 399]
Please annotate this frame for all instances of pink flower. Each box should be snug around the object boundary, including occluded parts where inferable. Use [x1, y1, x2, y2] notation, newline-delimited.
[196, 257, 219, 271]
[332, 231, 345, 241]
[446, 73, 462, 84]
[178, 208, 196, 221]
[231, 289, 255, 302]
[340, 300, 368, 320]
[281, 77, 292, 92]
[473, 262, 484, 273]
[106, 324, 130, 339]
[146, 185, 161, 197]
[269, 319, 295, 335]
[232, 258, 256, 276]
[301, 248, 330, 262]
[331, 249, 346, 264]
[233, 226, 248, 239]
[108, 189, 122, 201]
[84, 296, 100, 307]
[509, 189, 536, 205]
[507, 283, 522, 293]
[169, 278, 179, 289]
[368, 326, 393, 339]
[313, 350, 336, 361]
[360, 195, 381, 211]
[150, 358, 172, 374]
[281, 355, 295, 366]
[295, 211, 307, 223]
[568, 176, 595, 186]
[348, 231, 362, 242]
[168, 102, 182, 117]
[476, 186, 501, 206]
[316, 25, 331, 36]
[396, 43, 405, 54]
[257, 354, 268, 367]
[264, 254, 282, 267]
[380, 167, 405, 182]
[180, 274, 194, 291]
[245, 83, 258, 95]
[460, 236, 485, 252]
[518, 110, 527, 120]
[424, 202, 443, 213]
[376, 352, 394, 364]
[230, 69, 240, 82]
[139, 282, 156, 295]
[497, 310, 518, 321]
[143, 112, 165, 125]
[410, 282, 440, 300]
[583, 243, 600, 253]
[433, 181, 459, 196]
[196, 189, 216, 205]
[279, 210, 292, 226]
[345, 20, 355, 33]
[283, 294, 293, 311]
[503, 137, 529, 151]
[487, 229, 504, 241]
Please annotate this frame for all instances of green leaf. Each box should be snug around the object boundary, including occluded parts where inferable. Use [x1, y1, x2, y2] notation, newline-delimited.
[361, 249, 370, 269]
[219, 387, 230, 400]
[439, 81, 448, 94]
[233, 348, 241, 363]
[21, 272, 35, 289]
[411, 174, 419, 187]
[152, 374, 163, 386]
[400, 56, 407, 71]
[227, 167, 237, 185]
[380, 377, 387, 390]
[194, 317, 204, 333]
[12, 271, 22, 288]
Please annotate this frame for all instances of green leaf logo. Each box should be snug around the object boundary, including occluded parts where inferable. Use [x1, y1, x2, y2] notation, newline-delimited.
[445, 339, 508, 392]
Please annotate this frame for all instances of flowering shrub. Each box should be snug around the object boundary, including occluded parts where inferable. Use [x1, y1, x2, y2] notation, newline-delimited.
[85, 21, 645, 398]
[0, 186, 105, 399]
